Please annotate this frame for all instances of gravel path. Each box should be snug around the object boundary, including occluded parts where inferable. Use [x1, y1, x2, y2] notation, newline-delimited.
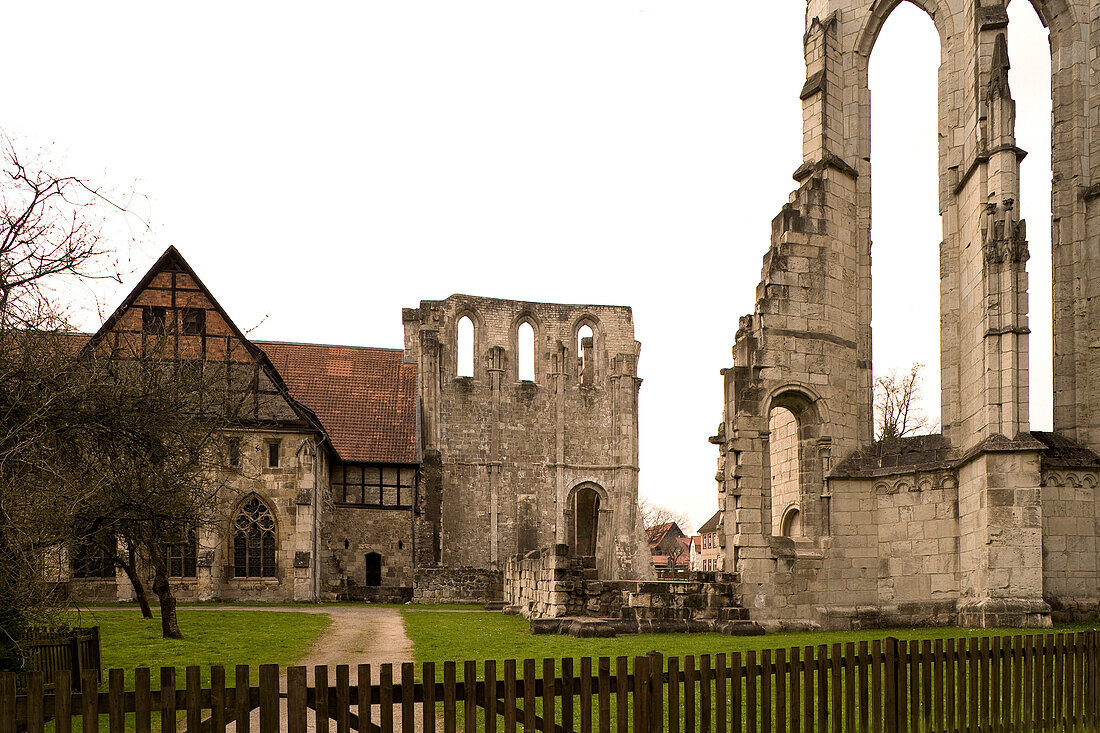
[194, 605, 433, 732]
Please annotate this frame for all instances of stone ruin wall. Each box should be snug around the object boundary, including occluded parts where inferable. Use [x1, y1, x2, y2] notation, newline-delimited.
[404, 295, 653, 581]
[503, 545, 755, 635]
[411, 567, 504, 604]
[717, 0, 1100, 630]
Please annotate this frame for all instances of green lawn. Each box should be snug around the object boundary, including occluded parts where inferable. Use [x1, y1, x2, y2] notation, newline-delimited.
[67, 608, 330, 686]
[401, 611, 1100, 731]
[401, 609, 1098, 665]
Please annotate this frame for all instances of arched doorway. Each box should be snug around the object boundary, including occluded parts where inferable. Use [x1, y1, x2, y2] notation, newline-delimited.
[566, 481, 610, 576]
[573, 486, 601, 557]
[364, 552, 382, 587]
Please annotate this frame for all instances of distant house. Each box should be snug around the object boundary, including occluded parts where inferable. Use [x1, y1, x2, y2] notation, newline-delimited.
[645, 521, 690, 572]
[687, 534, 702, 569]
[693, 511, 723, 572]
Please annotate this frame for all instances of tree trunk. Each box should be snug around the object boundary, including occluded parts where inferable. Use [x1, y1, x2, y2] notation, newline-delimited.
[120, 544, 153, 619]
[149, 550, 182, 639]
[0, 520, 28, 672]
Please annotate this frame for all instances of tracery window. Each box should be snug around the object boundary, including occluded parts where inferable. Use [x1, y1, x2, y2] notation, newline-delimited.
[233, 497, 276, 578]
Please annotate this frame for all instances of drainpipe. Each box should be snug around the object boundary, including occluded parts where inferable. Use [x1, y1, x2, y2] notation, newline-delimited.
[312, 441, 321, 601]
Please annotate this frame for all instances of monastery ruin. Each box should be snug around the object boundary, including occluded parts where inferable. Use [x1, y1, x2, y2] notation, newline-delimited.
[713, 0, 1100, 629]
[61, 249, 652, 605]
[60, 0, 1100, 635]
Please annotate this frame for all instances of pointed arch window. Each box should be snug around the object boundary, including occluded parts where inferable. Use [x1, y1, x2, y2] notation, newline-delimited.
[233, 496, 276, 578]
[518, 321, 535, 382]
[457, 316, 474, 378]
[577, 324, 595, 385]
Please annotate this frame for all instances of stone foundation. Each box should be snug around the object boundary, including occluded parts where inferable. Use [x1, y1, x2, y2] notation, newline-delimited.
[412, 567, 503, 604]
[504, 545, 761, 636]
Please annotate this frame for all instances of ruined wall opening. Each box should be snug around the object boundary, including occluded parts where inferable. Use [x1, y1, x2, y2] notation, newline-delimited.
[868, 3, 942, 438]
[572, 486, 601, 557]
[1008, 0, 1053, 431]
[456, 315, 474, 378]
[769, 406, 802, 537]
[577, 324, 595, 385]
[518, 321, 535, 382]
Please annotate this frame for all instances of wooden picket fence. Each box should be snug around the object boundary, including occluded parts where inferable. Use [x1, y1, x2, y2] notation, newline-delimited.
[18, 627, 101, 692]
[1, 630, 1098, 732]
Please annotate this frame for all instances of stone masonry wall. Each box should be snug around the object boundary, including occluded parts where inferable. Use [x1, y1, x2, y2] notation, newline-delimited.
[1040, 467, 1100, 621]
[770, 407, 800, 536]
[412, 567, 504, 604]
[505, 545, 742, 625]
[404, 295, 652, 580]
[715, 0, 1100, 630]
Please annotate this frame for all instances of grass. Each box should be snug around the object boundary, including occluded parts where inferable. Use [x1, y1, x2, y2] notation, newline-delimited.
[86, 600, 482, 611]
[66, 608, 330, 686]
[400, 609, 1099, 665]
[400, 611, 1100, 730]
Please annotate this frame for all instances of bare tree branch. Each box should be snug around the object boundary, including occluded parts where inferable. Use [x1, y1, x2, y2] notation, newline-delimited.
[874, 361, 939, 441]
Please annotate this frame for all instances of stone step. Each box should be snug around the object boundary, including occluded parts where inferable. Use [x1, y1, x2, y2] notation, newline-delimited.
[718, 606, 750, 622]
[483, 600, 507, 611]
[717, 620, 766, 636]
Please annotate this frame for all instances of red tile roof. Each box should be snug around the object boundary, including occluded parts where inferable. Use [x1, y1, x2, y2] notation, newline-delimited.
[257, 341, 418, 464]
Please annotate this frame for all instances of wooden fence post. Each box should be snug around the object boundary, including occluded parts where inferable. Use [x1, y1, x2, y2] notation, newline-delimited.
[884, 637, 899, 733]
[0, 671, 16, 733]
[258, 664, 279, 733]
[631, 656, 648, 733]
[69, 633, 81, 690]
[648, 652, 664, 733]
[286, 667, 307, 733]
[1086, 629, 1095, 726]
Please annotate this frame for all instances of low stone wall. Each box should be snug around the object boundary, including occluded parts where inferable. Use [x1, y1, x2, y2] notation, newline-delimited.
[412, 567, 503, 604]
[505, 545, 756, 635]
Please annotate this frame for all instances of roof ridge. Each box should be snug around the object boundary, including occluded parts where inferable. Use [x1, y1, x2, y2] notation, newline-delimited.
[256, 340, 405, 353]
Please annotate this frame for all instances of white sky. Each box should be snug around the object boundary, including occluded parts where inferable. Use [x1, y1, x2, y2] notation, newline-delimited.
[2, 2, 1054, 532]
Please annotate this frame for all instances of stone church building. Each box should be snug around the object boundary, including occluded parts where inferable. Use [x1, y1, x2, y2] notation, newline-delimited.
[64, 247, 650, 603]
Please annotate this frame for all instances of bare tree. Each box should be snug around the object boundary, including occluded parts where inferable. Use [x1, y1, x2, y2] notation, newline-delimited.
[874, 361, 938, 441]
[638, 496, 691, 531]
[0, 137, 140, 331]
[0, 139, 233, 663]
[69, 346, 243, 639]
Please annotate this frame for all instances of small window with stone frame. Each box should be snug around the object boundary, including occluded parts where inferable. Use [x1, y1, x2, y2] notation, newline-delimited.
[267, 440, 280, 468]
[227, 438, 241, 468]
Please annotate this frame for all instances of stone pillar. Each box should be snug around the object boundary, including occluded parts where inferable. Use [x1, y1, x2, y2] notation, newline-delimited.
[955, 445, 1050, 627]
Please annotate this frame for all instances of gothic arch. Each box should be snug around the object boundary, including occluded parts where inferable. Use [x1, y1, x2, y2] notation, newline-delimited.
[765, 388, 829, 539]
[858, 0, 952, 58]
[453, 307, 483, 379]
[230, 493, 278, 578]
[572, 315, 601, 384]
[510, 312, 543, 383]
[1022, 0, 1076, 34]
[767, 384, 828, 432]
[564, 481, 609, 564]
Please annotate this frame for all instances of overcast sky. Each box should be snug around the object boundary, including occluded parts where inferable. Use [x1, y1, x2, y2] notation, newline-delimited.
[3, 2, 1054, 531]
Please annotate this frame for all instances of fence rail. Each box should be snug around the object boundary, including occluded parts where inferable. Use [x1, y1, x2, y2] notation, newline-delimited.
[2, 630, 1098, 732]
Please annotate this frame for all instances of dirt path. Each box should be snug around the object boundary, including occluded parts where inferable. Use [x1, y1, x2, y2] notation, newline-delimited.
[187, 605, 431, 732]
